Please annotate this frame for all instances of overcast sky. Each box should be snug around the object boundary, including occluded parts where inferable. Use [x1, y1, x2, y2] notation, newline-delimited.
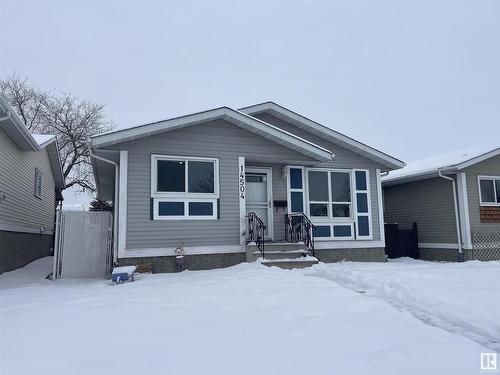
[1, 0, 499, 162]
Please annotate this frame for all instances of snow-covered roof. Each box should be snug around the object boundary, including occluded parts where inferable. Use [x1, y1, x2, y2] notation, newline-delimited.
[32, 133, 56, 148]
[383, 145, 500, 185]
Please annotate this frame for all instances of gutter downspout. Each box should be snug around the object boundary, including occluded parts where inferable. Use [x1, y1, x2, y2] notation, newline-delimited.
[88, 147, 119, 265]
[438, 169, 463, 261]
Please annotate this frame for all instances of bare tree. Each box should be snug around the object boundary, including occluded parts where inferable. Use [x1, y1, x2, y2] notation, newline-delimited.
[0, 74, 48, 131]
[0, 74, 113, 191]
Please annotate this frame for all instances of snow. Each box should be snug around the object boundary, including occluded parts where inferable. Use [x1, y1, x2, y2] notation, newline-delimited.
[383, 144, 500, 183]
[0, 257, 491, 375]
[31, 133, 55, 147]
[303, 258, 500, 352]
[62, 187, 94, 211]
[112, 265, 136, 275]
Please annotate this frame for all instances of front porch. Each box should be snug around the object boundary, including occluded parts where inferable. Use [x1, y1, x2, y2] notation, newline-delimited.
[240, 157, 383, 268]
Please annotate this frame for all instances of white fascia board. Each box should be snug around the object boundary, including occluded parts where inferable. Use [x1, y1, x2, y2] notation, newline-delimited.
[90, 107, 333, 161]
[0, 96, 40, 151]
[239, 102, 405, 170]
[455, 148, 500, 170]
[45, 139, 65, 189]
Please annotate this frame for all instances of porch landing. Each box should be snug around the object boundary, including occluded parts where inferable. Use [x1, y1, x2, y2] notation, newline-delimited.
[246, 242, 319, 269]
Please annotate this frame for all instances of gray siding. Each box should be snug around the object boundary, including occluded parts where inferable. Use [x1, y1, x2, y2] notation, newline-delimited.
[254, 113, 386, 241]
[383, 178, 458, 243]
[108, 114, 386, 251]
[0, 128, 56, 233]
[113, 119, 315, 249]
[463, 153, 500, 233]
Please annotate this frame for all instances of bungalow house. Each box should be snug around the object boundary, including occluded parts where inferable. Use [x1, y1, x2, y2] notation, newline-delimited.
[0, 95, 65, 273]
[90, 102, 404, 272]
[383, 146, 500, 262]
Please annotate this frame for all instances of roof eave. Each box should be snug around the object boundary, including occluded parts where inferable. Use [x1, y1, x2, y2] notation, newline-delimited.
[90, 107, 333, 162]
[0, 96, 40, 151]
[382, 167, 458, 186]
[239, 101, 405, 170]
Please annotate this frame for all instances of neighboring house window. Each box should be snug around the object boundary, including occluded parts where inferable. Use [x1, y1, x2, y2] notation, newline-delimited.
[151, 155, 219, 220]
[34, 168, 43, 199]
[479, 176, 500, 206]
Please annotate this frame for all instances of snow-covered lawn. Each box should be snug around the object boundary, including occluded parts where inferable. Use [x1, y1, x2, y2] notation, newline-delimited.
[304, 258, 500, 352]
[0, 257, 491, 375]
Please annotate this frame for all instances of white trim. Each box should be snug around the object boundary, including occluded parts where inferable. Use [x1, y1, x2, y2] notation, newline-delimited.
[246, 166, 274, 240]
[314, 240, 385, 249]
[118, 151, 128, 258]
[376, 169, 385, 245]
[477, 175, 500, 207]
[120, 244, 245, 258]
[0, 222, 53, 235]
[418, 242, 460, 249]
[238, 102, 405, 169]
[91, 107, 333, 161]
[457, 172, 472, 250]
[238, 156, 246, 246]
[456, 148, 500, 170]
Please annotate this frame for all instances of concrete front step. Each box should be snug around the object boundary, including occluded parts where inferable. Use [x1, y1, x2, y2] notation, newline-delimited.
[253, 250, 308, 260]
[247, 243, 306, 252]
[260, 257, 319, 269]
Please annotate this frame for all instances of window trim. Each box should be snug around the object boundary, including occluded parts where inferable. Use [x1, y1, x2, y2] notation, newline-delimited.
[478, 175, 500, 207]
[151, 154, 219, 199]
[151, 154, 219, 221]
[34, 167, 42, 199]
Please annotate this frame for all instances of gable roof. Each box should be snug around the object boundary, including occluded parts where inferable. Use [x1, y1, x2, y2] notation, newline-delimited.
[239, 101, 405, 170]
[90, 106, 334, 161]
[382, 145, 500, 186]
[0, 95, 65, 189]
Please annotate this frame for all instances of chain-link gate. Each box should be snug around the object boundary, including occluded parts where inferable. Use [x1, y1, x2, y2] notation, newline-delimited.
[472, 231, 500, 261]
[52, 211, 113, 278]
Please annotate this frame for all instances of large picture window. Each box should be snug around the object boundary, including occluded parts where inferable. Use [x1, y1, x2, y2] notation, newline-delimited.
[151, 155, 219, 220]
[307, 170, 352, 220]
[479, 176, 500, 206]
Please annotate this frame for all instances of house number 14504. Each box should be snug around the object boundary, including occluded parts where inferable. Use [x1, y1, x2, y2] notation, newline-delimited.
[239, 165, 245, 199]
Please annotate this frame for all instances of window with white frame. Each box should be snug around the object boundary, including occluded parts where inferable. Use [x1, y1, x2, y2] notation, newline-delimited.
[34, 167, 42, 199]
[151, 155, 219, 220]
[479, 176, 500, 206]
[307, 170, 352, 220]
[298, 167, 371, 240]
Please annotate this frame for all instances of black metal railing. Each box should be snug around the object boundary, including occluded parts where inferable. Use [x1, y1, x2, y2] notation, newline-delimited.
[285, 213, 316, 257]
[247, 211, 266, 258]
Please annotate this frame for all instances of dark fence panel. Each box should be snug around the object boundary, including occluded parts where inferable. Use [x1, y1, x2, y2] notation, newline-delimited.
[385, 223, 419, 259]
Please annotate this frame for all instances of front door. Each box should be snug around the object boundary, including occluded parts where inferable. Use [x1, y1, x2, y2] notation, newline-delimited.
[246, 167, 274, 240]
